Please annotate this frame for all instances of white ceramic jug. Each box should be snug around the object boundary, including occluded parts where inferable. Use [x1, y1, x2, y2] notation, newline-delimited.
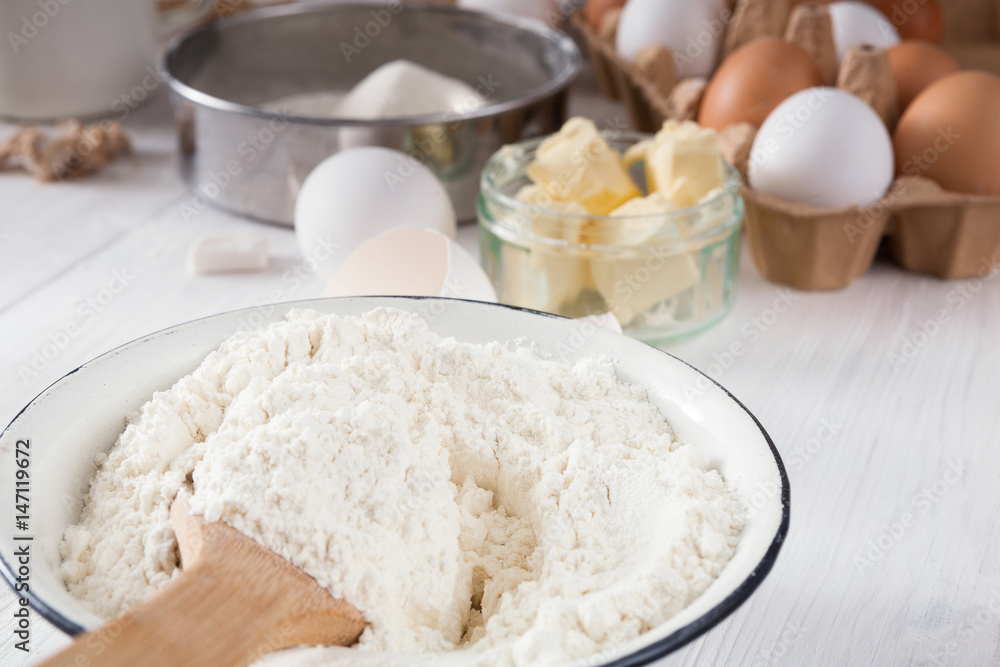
[0, 0, 214, 121]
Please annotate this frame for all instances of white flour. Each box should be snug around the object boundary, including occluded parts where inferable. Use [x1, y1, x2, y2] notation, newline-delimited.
[60, 308, 743, 665]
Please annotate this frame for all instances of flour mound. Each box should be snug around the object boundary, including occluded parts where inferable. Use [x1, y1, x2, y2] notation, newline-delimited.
[60, 308, 743, 665]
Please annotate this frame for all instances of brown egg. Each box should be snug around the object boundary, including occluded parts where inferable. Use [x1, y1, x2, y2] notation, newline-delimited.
[894, 71, 1000, 195]
[866, 0, 944, 43]
[698, 38, 825, 131]
[888, 41, 960, 110]
[584, 0, 627, 28]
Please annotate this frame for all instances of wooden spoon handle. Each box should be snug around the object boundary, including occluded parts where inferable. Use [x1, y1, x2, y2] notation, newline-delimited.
[40, 503, 364, 666]
[38, 561, 294, 667]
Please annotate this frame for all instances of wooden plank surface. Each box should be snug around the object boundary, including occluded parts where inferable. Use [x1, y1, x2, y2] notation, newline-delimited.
[1, 70, 998, 667]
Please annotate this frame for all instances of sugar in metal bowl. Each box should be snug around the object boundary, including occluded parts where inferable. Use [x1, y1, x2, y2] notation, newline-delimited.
[161, 3, 581, 225]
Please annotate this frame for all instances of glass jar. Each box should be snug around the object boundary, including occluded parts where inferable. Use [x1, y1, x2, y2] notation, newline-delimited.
[477, 131, 744, 344]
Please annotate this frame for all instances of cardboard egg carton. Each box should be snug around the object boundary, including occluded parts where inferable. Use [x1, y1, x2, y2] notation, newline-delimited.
[571, 0, 1000, 289]
[571, 11, 682, 128]
[742, 177, 1000, 289]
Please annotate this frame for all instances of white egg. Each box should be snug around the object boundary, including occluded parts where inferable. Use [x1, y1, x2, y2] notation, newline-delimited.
[294, 147, 456, 280]
[616, 0, 727, 78]
[322, 228, 497, 303]
[748, 87, 894, 210]
[458, 0, 559, 25]
[828, 1, 901, 63]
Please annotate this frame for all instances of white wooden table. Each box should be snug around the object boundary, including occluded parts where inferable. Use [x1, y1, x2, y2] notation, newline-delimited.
[1, 67, 998, 667]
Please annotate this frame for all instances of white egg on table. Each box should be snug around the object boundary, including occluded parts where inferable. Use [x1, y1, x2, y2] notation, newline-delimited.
[828, 1, 901, 63]
[322, 228, 497, 302]
[748, 87, 894, 210]
[457, 0, 558, 25]
[616, 0, 727, 78]
[294, 147, 456, 281]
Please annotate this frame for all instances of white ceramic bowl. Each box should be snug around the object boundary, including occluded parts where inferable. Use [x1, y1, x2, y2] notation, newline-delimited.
[0, 297, 789, 665]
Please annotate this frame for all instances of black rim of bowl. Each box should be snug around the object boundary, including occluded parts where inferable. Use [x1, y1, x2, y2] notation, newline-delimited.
[0, 296, 790, 661]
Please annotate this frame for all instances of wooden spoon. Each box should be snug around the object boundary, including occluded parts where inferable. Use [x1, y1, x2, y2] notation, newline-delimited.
[41, 499, 365, 667]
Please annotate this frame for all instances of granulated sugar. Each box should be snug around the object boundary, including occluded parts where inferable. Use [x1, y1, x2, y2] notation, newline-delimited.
[262, 60, 486, 119]
[60, 308, 743, 665]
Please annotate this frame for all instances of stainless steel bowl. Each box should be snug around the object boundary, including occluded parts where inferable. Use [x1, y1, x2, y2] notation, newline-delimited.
[162, 2, 582, 226]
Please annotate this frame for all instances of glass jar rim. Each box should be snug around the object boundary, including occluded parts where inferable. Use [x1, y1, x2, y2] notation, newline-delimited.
[479, 129, 743, 244]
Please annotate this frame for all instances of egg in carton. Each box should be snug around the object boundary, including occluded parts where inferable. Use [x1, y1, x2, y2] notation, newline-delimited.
[572, 0, 1000, 289]
[573, 0, 960, 128]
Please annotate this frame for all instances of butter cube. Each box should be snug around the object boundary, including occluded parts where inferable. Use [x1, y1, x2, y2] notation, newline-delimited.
[564, 192, 682, 247]
[515, 183, 590, 217]
[638, 121, 724, 209]
[511, 185, 597, 312]
[516, 183, 592, 244]
[591, 248, 701, 325]
[500, 242, 596, 316]
[526, 117, 640, 215]
[609, 192, 678, 218]
[623, 139, 654, 168]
